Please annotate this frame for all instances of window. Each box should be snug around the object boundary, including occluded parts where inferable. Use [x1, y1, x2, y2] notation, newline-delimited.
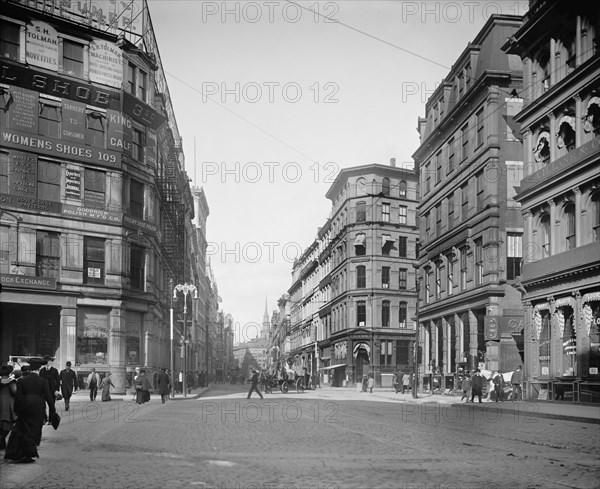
[461, 123, 469, 161]
[435, 203, 442, 235]
[476, 109, 484, 147]
[0, 152, 7, 194]
[382, 203, 390, 222]
[475, 238, 483, 286]
[356, 178, 366, 195]
[460, 247, 468, 290]
[448, 138, 455, 174]
[540, 213, 551, 257]
[399, 302, 407, 328]
[127, 63, 137, 95]
[85, 110, 105, 147]
[380, 340, 393, 365]
[36, 231, 60, 278]
[39, 100, 61, 139]
[382, 235, 393, 256]
[132, 127, 145, 162]
[425, 272, 431, 303]
[564, 202, 576, 250]
[399, 268, 407, 290]
[382, 267, 390, 288]
[130, 244, 145, 290]
[461, 183, 468, 220]
[506, 161, 523, 208]
[84, 169, 105, 209]
[398, 237, 407, 258]
[506, 233, 522, 280]
[425, 163, 431, 193]
[356, 201, 366, 222]
[425, 211, 431, 236]
[436, 151, 442, 183]
[435, 262, 441, 299]
[476, 171, 484, 210]
[399, 206, 407, 225]
[130, 179, 144, 218]
[38, 160, 60, 201]
[448, 194, 454, 230]
[382, 177, 390, 196]
[84, 237, 105, 285]
[0, 21, 20, 61]
[447, 259, 453, 296]
[357, 301, 366, 327]
[382, 301, 390, 328]
[356, 265, 366, 288]
[593, 193, 600, 242]
[62, 40, 84, 78]
[138, 69, 148, 102]
[399, 180, 407, 197]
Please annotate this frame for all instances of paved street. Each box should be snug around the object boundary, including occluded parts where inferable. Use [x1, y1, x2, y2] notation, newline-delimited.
[1, 383, 599, 489]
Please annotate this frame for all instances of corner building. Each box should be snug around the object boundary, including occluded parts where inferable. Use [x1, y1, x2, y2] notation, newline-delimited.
[0, 0, 195, 393]
[412, 15, 525, 391]
[503, 0, 600, 403]
[288, 162, 419, 388]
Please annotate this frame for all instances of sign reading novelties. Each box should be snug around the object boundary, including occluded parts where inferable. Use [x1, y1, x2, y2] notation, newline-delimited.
[89, 40, 123, 88]
[26, 21, 59, 71]
[8, 87, 38, 133]
[61, 100, 86, 143]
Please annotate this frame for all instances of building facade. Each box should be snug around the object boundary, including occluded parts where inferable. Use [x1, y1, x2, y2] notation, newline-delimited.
[413, 14, 525, 391]
[287, 162, 419, 387]
[503, 0, 600, 403]
[0, 0, 199, 393]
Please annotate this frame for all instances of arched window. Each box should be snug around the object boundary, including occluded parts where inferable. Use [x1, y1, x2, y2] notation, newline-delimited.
[583, 96, 600, 135]
[533, 129, 550, 164]
[356, 177, 366, 196]
[540, 212, 551, 258]
[557, 115, 576, 152]
[399, 302, 407, 328]
[592, 191, 600, 242]
[399, 180, 407, 197]
[382, 177, 390, 196]
[564, 202, 576, 250]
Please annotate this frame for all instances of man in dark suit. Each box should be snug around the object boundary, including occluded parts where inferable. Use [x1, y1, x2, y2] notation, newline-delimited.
[470, 369, 484, 403]
[59, 361, 77, 411]
[39, 356, 60, 424]
[4, 358, 56, 463]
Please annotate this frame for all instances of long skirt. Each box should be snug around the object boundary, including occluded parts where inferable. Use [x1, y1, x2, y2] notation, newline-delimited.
[135, 389, 150, 404]
[4, 395, 45, 460]
[101, 384, 111, 402]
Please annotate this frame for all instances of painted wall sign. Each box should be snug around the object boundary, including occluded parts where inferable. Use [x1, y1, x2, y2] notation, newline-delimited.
[89, 39, 123, 88]
[122, 91, 166, 130]
[25, 21, 59, 71]
[61, 100, 86, 143]
[8, 86, 38, 133]
[123, 214, 157, 235]
[65, 169, 82, 200]
[1, 62, 121, 110]
[0, 193, 61, 213]
[1, 130, 121, 169]
[0, 273, 56, 290]
[8, 152, 37, 197]
[62, 204, 121, 224]
[106, 109, 132, 155]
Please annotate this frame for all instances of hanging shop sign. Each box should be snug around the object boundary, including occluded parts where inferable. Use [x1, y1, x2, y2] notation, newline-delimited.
[25, 21, 59, 71]
[122, 91, 166, 130]
[0, 273, 57, 290]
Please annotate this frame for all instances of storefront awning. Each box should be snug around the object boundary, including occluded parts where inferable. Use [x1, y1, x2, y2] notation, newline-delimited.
[320, 363, 346, 370]
[381, 234, 394, 247]
[353, 234, 365, 246]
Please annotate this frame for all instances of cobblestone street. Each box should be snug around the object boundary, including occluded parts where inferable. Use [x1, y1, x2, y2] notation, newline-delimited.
[1, 383, 598, 489]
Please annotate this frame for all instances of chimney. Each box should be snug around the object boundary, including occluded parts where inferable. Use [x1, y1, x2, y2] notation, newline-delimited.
[390, 158, 396, 167]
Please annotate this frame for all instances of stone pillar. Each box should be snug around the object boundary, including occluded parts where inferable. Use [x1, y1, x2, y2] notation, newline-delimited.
[109, 306, 127, 394]
[575, 94, 583, 147]
[549, 38, 556, 86]
[468, 309, 478, 370]
[59, 307, 77, 368]
[523, 210, 534, 262]
[430, 320, 438, 372]
[107, 171, 124, 212]
[441, 316, 449, 374]
[549, 199, 557, 256]
[422, 324, 430, 376]
[549, 112, 557, 162]
[574, 291, 584, 377]
[574, 186, 582, 247]
[454, 313, 463, 366]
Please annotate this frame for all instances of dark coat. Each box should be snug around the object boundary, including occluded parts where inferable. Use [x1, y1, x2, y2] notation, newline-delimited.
[157, 371, 170, 395]
[471, 373, 484, 391]
[40, 366, 60, 393]
[59, 369, 78, 398]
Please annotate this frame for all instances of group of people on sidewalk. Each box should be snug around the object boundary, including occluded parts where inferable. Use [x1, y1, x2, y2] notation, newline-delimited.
[460, 366, 523, 403]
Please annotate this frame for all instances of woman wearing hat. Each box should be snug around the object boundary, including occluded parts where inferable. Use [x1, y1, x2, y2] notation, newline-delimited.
[0, 364, 17, 449]
[4, 358, 56, 463]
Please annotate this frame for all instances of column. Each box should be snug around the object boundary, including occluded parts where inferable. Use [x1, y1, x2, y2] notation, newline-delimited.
[575, 94, 583, 147]
[549, 199, 557, 256]
[523, 210, 534, 263]
[422, 324, 430, 378]
[522, 129, 533, 174]
[549, 112, 557, 162]
[441, 317, 449, 374]
[574, 186, 582, 247]
[549, 297, 561, 377]
[523, 301, 534, 400]
[430, 320, 438, 372]
[574, 291, 584, 377]
[109, 306, 127, 394]
[454, 313, 462, 366]
[549, 38, 556, 86]
[468, 309, 478, 370]
[59, 307, 77, 368]
[107, 171, 124, 212]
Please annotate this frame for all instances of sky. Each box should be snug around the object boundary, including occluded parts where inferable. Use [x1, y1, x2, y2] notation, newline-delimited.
[147, 0, 529, 342]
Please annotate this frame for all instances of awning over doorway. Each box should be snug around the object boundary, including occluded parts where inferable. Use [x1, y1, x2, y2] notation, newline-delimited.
[320, 363, 346, 370]
[353, 342, 371, 359]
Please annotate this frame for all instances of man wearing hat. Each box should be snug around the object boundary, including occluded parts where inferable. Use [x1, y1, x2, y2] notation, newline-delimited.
[59, 361, 78, 411]
[4, 358, 56, 463]
[40, 356, 60, 423]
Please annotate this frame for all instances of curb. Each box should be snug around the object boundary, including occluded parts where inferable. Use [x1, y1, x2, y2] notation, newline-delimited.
[170, 386, 211, 400]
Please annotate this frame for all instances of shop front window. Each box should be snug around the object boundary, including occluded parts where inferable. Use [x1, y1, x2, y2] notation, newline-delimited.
[586, 301, 600, 376]
[77, 307, 109, 364]
[559, 307, 576, 376]
[537, 310, 551, 376]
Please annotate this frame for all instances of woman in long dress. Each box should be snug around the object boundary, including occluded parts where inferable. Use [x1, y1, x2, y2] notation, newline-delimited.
[100, 372, 115, 402]
[0, 364, 17, 450]
[134, 370, 152, 404]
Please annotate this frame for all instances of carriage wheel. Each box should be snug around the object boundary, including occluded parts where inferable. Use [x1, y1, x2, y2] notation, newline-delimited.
[265, 382, 272, 394]
[281, 381, 289, 393]
[296, 378, 305, 394]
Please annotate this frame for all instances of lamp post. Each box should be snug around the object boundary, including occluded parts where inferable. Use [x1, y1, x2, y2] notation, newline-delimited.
[173, 282, 197, 397]
[412, 261, 420, 399]
[169, 279, 174, 399]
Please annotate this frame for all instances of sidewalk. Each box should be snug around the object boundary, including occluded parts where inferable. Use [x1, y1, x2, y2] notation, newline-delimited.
[68, 385, 211, 403]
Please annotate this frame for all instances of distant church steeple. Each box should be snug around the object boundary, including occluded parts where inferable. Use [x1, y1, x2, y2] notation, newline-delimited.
[262, 298, 270, 340]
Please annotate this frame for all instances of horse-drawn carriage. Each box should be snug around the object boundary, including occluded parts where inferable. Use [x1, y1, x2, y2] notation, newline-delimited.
[260, 370, 317, 394]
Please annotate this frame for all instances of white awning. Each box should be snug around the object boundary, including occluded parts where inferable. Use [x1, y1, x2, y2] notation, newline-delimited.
[533, 131, 549, 152]
[381, 234, 394, 247]
[320, 363, 346, 370]
[559, 115, 575, 129]
[586, 96, 600, 113]
[353, 342, 371, 358]
[353, 234, 366, 246]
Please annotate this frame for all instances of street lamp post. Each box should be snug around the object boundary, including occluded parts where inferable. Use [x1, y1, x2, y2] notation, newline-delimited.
[169, 279, 174, 399]
[412, 262, 420, 399]
[173, 283, 197, 397]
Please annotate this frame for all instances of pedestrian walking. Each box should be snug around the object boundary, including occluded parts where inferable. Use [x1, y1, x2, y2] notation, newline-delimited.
[361, 375, 368, 392]
[59, 361, 77, 411]
[510, 365, 523, 401]
[471, 370, 484, 403]
[0, 364, 17, 450]
[392, 372, 400, 393]
[460, 374, 471, 402]
[87, 368, 101, 401]
[4, 358, 56, 464]
[492, 371, 504, 402]
[157, 368, 170, 404]
[134, 369, 152, 404]
[367, 375, 375, 394]
[402, 372, 411, 394]
[247, 368, 263, 399]
[132, 367, 141, 401]
[39, 356, 60, 424]
[100, 372, 114, 402]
